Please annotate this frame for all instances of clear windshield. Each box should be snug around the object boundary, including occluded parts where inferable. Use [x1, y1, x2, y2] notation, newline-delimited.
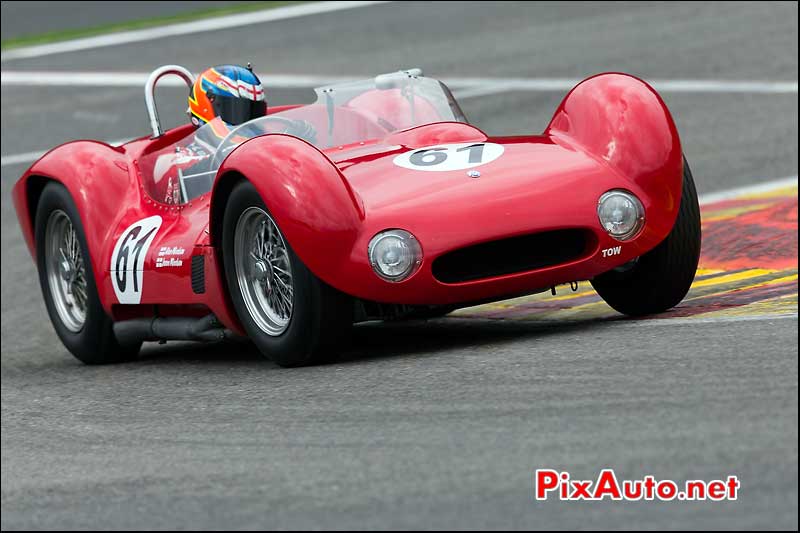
[233, 72, 465, 149]
[140, 72, 466, 204]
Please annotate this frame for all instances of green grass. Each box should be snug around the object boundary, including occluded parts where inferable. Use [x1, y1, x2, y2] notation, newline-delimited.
[1, 1, 301, 50]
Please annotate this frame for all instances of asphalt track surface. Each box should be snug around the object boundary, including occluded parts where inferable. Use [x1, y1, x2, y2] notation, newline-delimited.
[0, 1, 254, 41]
[1, 1, 798, 530]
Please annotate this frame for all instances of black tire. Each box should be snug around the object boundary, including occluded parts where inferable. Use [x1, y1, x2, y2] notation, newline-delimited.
[222, 180, 352, 367]
[591, 157, 701, 316]
[35, 182, 141, 364]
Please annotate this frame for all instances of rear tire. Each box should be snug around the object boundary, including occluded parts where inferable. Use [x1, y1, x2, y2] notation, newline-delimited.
[35, 182, 140, 364]
[591, 157, 701, 316]
[222, 180, 352, 367]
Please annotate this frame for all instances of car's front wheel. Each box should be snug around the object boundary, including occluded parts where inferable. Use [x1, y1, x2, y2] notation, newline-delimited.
[591, 157, 702, 316]
[221, 180, 352, 367]
[35, 182, 140, 363]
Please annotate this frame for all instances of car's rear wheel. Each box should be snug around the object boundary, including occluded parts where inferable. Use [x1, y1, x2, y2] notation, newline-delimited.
[222, 180, 352, 367]
[591, 157, 701, 316]
[35, 182, 140, 363]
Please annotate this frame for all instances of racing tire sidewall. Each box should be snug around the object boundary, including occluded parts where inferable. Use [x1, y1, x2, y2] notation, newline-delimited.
[35, 182, 140, 364]
[591, 156, 702, 316]
[221, 180, 351, 367]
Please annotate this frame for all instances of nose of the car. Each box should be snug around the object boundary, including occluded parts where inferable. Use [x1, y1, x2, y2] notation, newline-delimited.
[339, 138, 599, 214]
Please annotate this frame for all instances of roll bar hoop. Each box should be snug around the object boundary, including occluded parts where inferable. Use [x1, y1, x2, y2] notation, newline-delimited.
[145, 65, 194, 138]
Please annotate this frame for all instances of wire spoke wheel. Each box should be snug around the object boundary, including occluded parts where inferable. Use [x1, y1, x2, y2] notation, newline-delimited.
[222, 181, 353, 366]
[44, 210, 87, 332]
[234, 207, 294, 336]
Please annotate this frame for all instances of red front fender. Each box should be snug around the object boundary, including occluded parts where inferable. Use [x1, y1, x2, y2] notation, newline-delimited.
[546, 72, 684, 239]
[212, 134, 364, 288]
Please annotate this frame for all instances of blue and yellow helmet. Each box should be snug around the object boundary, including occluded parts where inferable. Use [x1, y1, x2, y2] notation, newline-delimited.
[188, 64, 266, 126]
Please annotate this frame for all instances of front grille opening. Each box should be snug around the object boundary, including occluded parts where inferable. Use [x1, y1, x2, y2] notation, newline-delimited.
[432, 229, 593, 284]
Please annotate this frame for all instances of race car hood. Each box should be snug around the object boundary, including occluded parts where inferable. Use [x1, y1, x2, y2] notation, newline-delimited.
[325, 122, 623, 244]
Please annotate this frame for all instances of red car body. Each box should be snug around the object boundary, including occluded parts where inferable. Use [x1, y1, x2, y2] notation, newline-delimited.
[12, 72, 683, 336]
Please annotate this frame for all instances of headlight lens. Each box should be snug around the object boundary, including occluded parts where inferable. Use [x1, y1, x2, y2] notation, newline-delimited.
[597, 190, 645, 241]
[368, 229, 422, 282]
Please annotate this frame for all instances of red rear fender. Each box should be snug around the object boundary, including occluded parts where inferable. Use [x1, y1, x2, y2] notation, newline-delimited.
[12, 141, 140, 285]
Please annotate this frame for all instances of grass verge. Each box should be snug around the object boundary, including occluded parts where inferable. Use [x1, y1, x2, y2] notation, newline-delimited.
[1, 1, 301, 50]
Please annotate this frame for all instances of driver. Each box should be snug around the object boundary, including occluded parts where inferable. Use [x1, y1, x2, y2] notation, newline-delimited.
[188, 63, 315, 144]
[154, 64, 265, 204]
[154, 64, 315, 204]
[188, 64, 266, 129]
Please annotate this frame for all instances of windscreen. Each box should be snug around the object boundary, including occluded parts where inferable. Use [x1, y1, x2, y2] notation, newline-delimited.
[141, 73, 466, 204]
[222, 73, 467, 153]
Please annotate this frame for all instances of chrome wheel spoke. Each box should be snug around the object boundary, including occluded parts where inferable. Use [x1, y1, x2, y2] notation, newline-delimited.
[234, 207, 294, 336]
[256, 224, 266, 258]
[72, 282, 88, 303]
[265, 218, 275, 247]
[45, 210, 87, 332]
[276, 290, 292, 316]
[273, 272, 292, 290]
[271, 263, 291, 277]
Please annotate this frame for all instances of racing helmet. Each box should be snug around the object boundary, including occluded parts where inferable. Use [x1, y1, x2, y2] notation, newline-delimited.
[188, 64, 266, 127]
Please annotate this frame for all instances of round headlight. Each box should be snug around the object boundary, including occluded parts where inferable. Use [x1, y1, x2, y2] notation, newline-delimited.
[597, 190, 645, 241]
[368, 229, 422, 282]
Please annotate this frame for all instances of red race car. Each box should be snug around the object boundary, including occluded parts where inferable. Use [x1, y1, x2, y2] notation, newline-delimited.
[12, 66, 700, 367]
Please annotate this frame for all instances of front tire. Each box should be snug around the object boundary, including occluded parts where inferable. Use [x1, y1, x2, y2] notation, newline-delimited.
[222, 180, 352, 367]
[35, 183, 140, 364]
[591, 157, 701, 316]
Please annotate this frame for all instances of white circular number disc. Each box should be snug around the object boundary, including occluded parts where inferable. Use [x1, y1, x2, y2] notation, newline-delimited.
[393, 142, 504, 172]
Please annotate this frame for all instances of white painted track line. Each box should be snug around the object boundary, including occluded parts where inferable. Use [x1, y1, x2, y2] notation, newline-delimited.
[698, 176, 798, 204]
[0, 71, 349, 88]
[452, 78, 799, 95]
[1, 150, 57, 168]
[2, 71, 798, 94]
[1, 138, 132, 167]
[0, 2, 389, 62]
[626, 313, 798, 327]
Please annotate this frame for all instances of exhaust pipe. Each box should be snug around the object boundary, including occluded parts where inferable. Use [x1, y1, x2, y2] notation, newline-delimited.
[113, 314, 233, 346]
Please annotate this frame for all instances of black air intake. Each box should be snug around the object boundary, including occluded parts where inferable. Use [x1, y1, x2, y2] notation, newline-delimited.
[432, 229, 593, 284]
[191, 255, 205, 294]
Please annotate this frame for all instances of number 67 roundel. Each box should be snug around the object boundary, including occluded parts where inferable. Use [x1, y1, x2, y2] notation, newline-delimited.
[110, 216, 162, 304]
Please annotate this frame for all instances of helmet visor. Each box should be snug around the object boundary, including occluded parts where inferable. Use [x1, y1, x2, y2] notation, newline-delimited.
[211, 93, 266, 125]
